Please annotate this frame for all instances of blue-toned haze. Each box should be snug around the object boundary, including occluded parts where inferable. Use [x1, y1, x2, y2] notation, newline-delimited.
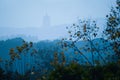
[0, 0, 115, 41]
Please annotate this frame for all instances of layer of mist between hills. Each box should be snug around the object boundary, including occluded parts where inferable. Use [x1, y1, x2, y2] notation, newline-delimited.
[0, 18, 106, 42]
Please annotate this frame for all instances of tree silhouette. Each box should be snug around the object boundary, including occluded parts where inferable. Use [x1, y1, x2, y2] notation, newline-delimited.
[62, 19, 107, 66]
[104, 0, 120, 62]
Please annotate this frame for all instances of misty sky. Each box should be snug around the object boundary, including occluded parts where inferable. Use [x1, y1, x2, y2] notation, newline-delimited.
[0, 0, 115, 28]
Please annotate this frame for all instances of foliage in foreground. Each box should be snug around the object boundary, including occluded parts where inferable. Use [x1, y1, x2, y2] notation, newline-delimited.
[0, 62, 120, 80]
[47, 62, 120, 80]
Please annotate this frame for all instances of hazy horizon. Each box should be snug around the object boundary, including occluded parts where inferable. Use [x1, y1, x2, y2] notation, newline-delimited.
[0, 0, 115, 41]
[0, 0, 115, 27]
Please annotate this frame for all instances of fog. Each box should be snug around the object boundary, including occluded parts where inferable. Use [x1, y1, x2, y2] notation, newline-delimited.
[0, 0, 115, 41]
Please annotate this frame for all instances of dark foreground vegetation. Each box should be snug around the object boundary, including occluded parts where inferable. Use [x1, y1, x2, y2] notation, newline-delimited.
[0, 0, 120, 80]
[0, 62, 120, 80]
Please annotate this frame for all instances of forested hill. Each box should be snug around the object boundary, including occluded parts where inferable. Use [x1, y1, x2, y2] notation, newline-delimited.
[0, 37, 113, 62]
[0, 38, 23, 59]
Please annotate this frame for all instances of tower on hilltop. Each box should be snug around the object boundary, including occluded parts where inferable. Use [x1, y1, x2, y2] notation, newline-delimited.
[42, 13, 51, 27]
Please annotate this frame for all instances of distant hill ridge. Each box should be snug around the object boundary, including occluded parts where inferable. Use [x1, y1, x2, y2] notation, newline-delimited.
[0, 37, 112, 61]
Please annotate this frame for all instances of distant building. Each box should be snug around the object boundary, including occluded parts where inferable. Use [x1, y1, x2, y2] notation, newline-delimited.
[42, 14, 51, 27]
